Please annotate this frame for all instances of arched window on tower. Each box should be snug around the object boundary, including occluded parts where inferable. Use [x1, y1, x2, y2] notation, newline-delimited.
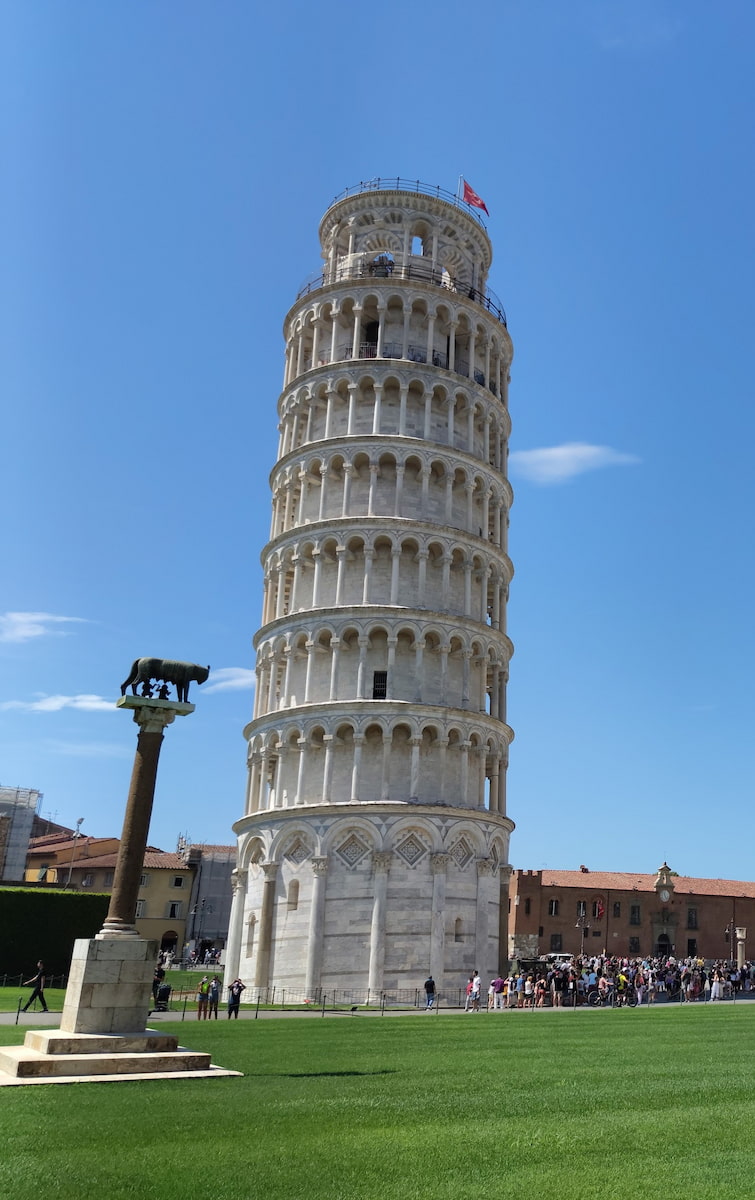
[454, 918, 463, 942]
[246, 914, 257, 955]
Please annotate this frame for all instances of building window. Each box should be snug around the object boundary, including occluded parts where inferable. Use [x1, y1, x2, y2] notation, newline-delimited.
[538, 926, 544, 938]
[629, 937, 640, 954]
[135, 900, 146, 918]
[630, 905, 641, 926]
[687, 938, 698, 957]
[37, 866, 49, 882]
[167, 902, 183, 919]
[454, 918, 463, 943]
[687, 907, 698, 930]
[613, 902, 621, 918]
[524, 898, 531, 915]
[372, 671, 387, 700]
[287, 880, 299, 911]
[140, 874, 149, 887]
[592, 930, 601, 938]
[576, 900, 587, 917]
[548, 899, 559, 917]
[550, 933, 562, 952]
[592, 900, 603, 919]
[246, 914, 256, 955]
[171, 876, 185, 889]
[81, 874, 94, 888]
[104, 871, 114, 886]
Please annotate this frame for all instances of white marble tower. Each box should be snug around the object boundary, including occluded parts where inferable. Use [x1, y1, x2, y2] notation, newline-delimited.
[226, 179, 515, 999]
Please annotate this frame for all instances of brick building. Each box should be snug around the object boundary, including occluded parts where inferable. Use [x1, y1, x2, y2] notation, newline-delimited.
[25, 833, 196, 954]
[508, 863, 754, 963]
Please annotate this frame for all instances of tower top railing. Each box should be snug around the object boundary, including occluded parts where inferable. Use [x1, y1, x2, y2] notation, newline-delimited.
[295, 256, 507, 327]
[327, 178, 489, 230]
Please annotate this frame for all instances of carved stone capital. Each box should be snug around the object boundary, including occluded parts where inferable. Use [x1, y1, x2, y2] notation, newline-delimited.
[476, 857, 494, 877]
[117, 695, 195, 734]
[431, 853, 451, 874]
[311, 856, 329, 877]
[231, 867, 248, 893]
[262, 862, 279, 882]
[372, 851, 393, 872]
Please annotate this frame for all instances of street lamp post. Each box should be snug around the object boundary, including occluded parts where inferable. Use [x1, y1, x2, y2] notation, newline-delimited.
[735, 927, 747, 972]
[191, 898, 214, 950]
[575, 915, 590, 956]
[64, 818, 85, 888]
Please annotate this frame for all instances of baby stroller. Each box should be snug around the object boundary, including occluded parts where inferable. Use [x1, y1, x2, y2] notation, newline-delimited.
[154, 982, 172, 1012]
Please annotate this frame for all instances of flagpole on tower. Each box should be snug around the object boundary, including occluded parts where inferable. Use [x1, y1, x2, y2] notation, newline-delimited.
[457, 175, 463, 203]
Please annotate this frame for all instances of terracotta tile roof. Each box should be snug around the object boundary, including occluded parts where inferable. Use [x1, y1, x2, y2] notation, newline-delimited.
[189, 844, 236, 854]
[28, 836, 115, 855]
[143, 853, 189, 869]
[29, 832, 82, 849]
[67, 851, 192, 871]
[530, 869, 755, 899]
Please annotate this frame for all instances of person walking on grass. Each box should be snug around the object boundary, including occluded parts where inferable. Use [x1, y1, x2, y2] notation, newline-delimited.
[196, 975, 210, 1020]
[470, 970, 481, 1012]
[208, 975, 221, 1019]
[22, 961, 48, 1013]
[227, 977, 246, 1018]
[424, 975, 436, 1010]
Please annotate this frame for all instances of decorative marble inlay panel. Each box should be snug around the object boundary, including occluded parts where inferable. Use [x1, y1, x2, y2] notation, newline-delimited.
[285, 838, 310, 865]
[395, 833, 427, 868]
[449, 837, 473, 870]
[335, 833, 371, 869]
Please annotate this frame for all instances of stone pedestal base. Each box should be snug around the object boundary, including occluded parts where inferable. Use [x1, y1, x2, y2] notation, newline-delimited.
[0, 936, 241, 1089]
[0, 1030, 241, 1085]
[0, 938, 243, 1085]
[61, 936, 158, 1034]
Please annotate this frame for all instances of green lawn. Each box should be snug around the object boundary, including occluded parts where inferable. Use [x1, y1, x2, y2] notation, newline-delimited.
[2, 1006, 754, 1200]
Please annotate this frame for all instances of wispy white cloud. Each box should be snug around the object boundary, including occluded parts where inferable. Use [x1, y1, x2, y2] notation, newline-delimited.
[0, 612, 87, 644]
[509, 442, 640, 485]
[204, 667, 256, 694]
[0, 694, 114, 713]
[44, 739, 130, 759]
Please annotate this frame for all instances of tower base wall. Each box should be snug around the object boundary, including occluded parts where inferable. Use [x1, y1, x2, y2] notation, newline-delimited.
[226, 806, 513, 998]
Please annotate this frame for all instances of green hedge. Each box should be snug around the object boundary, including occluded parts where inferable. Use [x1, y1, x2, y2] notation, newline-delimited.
[0, 888, 110, 974]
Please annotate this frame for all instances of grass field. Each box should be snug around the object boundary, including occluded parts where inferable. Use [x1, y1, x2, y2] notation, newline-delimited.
[2, 1005, 754, 1200]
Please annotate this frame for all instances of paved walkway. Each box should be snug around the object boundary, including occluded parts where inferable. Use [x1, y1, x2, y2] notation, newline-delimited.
[3, 995, 753, 1026]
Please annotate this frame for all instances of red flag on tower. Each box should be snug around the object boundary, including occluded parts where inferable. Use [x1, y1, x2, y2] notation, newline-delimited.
[462, 179, 489, 215]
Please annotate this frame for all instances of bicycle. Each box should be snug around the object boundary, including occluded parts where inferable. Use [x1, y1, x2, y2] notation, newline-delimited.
[588, 985, 637, 1008]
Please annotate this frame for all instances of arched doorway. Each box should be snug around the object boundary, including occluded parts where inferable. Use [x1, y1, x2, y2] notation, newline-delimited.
[655, 932, 672, 958]
[161, 930, 178, 954]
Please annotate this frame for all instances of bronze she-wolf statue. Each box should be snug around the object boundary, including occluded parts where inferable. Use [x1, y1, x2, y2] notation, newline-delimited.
[120, 658, 211, 704]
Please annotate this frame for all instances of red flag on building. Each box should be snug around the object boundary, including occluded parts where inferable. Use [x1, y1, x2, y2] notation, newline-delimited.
[596, 899, 605, 920]
[462, 179, 489, 215]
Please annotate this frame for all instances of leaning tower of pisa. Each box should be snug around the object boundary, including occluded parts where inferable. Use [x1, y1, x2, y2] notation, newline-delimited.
[225, 179, 515, 999]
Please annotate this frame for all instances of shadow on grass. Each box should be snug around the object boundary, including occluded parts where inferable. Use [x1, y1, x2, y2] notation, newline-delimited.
[262, 1069, 398, 1078]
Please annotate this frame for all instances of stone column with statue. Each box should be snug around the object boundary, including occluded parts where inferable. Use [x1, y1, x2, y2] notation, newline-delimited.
[0, 659, 241, 1085]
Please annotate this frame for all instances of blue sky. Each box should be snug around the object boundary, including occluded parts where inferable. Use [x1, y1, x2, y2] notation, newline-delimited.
[3, 1, 754, 877]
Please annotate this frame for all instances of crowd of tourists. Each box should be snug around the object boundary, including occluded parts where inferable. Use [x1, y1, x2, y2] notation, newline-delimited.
[458, 957, 755, 1010]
